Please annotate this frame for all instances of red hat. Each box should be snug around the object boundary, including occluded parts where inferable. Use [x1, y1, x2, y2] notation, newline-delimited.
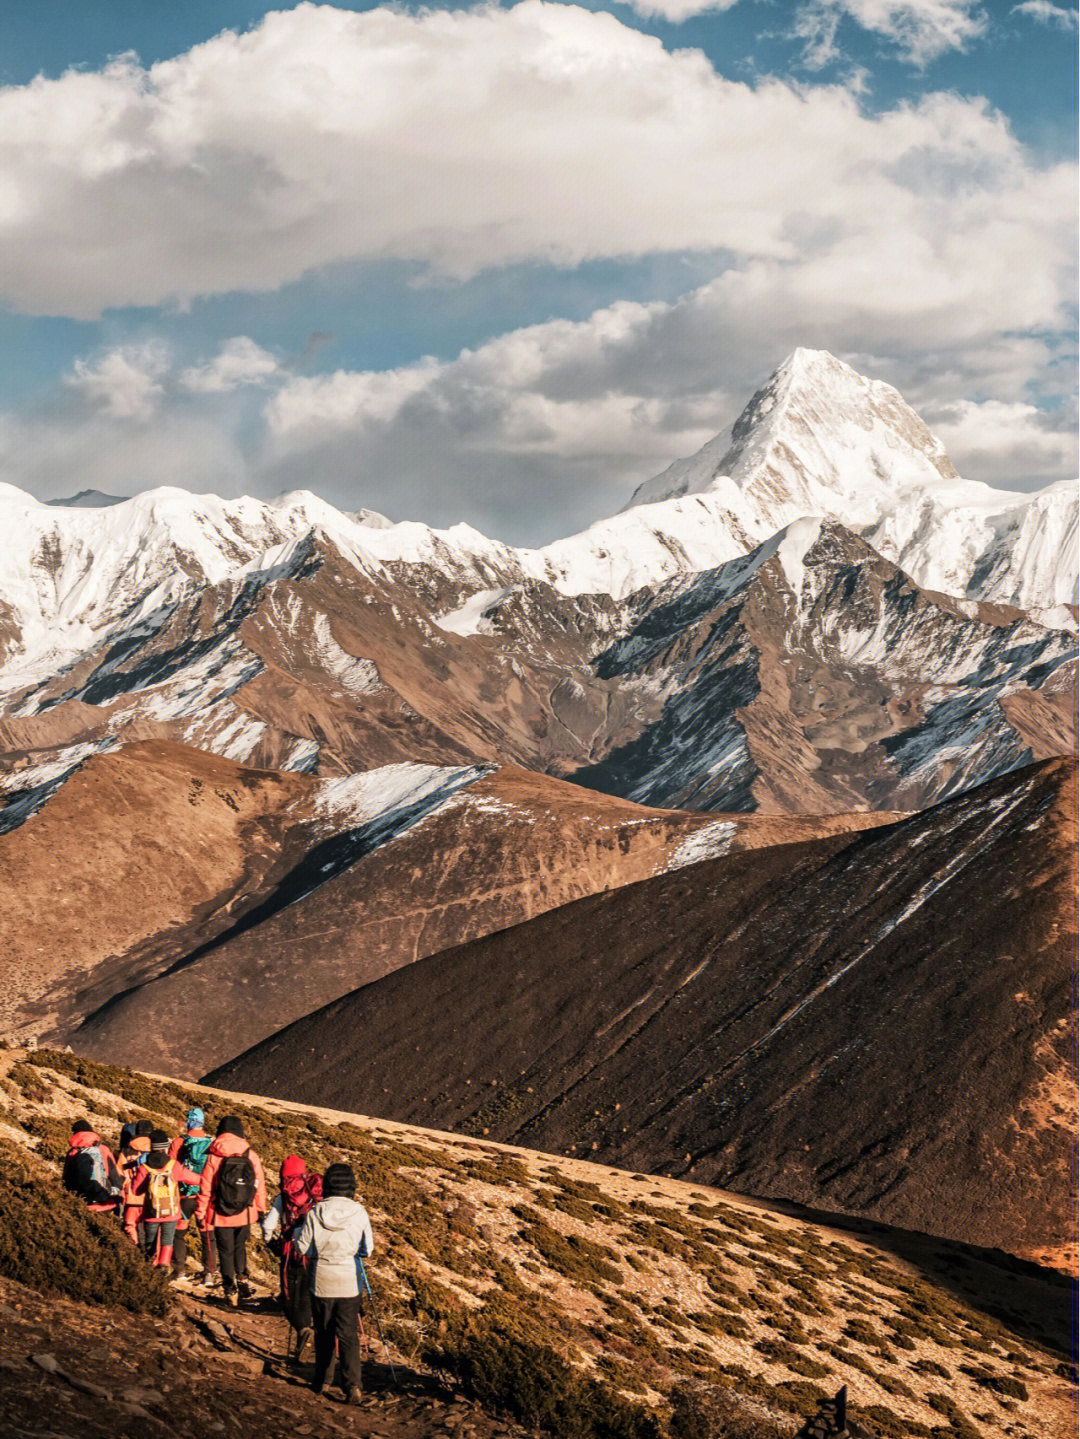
[280, 1154, 307, 1180]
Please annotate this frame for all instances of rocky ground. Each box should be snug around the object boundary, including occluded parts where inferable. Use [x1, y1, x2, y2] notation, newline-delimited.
[0, 1273, 529, 1439]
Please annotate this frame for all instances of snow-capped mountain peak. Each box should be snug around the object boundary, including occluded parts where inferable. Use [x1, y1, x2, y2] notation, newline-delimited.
[625, 349, 1077, 612]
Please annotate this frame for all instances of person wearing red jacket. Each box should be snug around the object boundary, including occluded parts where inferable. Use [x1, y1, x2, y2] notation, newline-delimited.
[195, 1115, 266, 1308]
[169, 1106, 217, 1287]
[63, 1121, 123, 1212]
[129, 1129, 202, 1270]
[118, 1119, 153, 1244]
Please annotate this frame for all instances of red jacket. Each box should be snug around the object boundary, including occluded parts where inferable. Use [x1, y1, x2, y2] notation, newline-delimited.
[118, 1136, 151, 1209]
[130, 1155, 202, 1223]
[195, 1132, 266, 1228]
[62, 1130, 122, 1209]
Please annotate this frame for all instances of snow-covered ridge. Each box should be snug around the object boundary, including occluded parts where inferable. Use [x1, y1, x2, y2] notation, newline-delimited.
[627, 349, 1078, 612]
[1, 350, 1075, 697]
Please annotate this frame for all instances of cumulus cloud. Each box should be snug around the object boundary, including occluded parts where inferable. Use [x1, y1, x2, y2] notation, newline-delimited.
[255, 266, 1076, 538]
[620, 0, 741, 22]
[9, 287, 1075, 539]
[793, 0, 987, 66]
[1012, 0, 1078, 28]
[65, 343, 171, 422]
[2, 3, 1074, 539]
[926, 398, 1079, 488]
[180, 337, 280, 394]
[0, 2, 1060, 319]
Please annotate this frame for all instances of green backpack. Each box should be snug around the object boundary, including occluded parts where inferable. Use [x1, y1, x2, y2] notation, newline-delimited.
[178, 1134, 213, 1197]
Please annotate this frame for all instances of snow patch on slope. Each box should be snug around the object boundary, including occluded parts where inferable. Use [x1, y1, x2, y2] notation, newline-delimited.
[435, 588, 510, 636]
[666, 820, 738, 871]
[309, 762, 489, 834]
[311, 613, 383, 696]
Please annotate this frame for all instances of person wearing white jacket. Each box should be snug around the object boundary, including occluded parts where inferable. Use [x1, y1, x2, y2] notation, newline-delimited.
[293, 1163, 374, 1402]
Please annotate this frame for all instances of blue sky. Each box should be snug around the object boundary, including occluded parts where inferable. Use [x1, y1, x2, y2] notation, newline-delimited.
[0, 0, 1075, 540]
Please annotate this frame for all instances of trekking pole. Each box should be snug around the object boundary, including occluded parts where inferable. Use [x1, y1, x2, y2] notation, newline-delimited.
[358, 1258, 397, 1385]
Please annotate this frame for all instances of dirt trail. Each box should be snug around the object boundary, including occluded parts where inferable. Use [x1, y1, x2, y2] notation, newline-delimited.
[0, 1273, 527, 1439]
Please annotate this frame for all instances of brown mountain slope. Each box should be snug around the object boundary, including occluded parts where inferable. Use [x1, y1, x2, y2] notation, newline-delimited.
[0, 741, 314, 1037]
[208, 759, 1078, 1272]
[5, 518, 1074, 819]
[3, 1047, 1075, 1439]
[66, 764, 896, 1078]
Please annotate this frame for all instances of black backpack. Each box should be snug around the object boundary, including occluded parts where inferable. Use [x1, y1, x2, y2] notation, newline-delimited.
[69, 1143, 121, 1205]
[215, 1147, 256, 1216]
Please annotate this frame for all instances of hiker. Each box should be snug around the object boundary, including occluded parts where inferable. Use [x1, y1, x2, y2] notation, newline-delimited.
[118, 1119, 153, 1245]
[195, 1115, 266, 1308]
[62, 1120, 123, 1212]
[128, 1129, 203, 1270]
[294, 1162, 374, 1404]
[169, 1107, 217, 1287]
[261, 1154, 323, 1361]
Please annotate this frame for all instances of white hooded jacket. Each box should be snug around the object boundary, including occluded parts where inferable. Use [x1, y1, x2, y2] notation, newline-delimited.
[294, 1196, 374, 1298]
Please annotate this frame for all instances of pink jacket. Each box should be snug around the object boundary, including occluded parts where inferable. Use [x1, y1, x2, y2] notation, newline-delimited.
[130, 1157, 202, 1223]
[195, 1132, 266, 1228]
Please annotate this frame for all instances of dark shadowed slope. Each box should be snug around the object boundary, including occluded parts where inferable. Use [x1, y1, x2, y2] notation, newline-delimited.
[208, 758, 1078, 1272]
[69, 764, 897, 1079]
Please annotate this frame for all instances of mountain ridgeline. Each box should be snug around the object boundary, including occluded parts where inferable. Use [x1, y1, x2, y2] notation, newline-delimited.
[0, 348, 1074, 819]
[0, 348, 1076, 1282]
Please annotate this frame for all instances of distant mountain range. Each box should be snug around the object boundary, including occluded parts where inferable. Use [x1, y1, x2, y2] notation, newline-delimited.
[2, 350, 1076, 1270]
[0, 349, 1075, 817]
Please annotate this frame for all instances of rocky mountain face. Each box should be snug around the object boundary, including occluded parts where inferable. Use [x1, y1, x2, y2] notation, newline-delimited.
[0, 350, 1075, 821]
[207, 759, 1078, 1275]
[630, 348, 1078, 618]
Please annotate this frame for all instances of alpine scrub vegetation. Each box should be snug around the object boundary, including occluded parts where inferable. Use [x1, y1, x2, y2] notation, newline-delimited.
[1, 1047, 1073, 1439]
[0, 1136, 171, 1315]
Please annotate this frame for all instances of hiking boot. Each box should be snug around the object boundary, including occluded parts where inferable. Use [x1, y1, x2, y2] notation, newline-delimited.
[347, 1386, 364, 1406]
[295, 1328, 314, 1364]
[225, 1288, 239, 1308]
[237, 1279, 255, 1300]
[198, 1270, 217, 1289]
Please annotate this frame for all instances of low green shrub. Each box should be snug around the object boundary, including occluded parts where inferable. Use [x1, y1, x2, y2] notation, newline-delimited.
[428, 1304, 661, 1438]
[0, 1138, 170, 1315]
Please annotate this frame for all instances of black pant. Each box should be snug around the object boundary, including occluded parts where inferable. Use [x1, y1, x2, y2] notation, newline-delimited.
[281, 1251, 313, 1334]
[214, 1225, 249, 1292]
[174, 1196, 217, 1273]
[311, 1294, 363, 1392]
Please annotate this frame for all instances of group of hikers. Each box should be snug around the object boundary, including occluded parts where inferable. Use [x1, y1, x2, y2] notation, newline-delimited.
[62, 1107, 375, 1403]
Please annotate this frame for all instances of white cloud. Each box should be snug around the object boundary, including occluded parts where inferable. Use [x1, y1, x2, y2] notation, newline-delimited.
[256, 263, 1076, 538]
[65, 343, 170, 421]
[0, 2, 1060, 320]
[1013, 0, 1079, 28]
[10, 285, 1076, 540]
[180, 337, 281, 394]
[620, 0, 741, 22]
[2, 4, 1074, 539]
[926, 398, 1078, 487]
[794, 0, 987, 66]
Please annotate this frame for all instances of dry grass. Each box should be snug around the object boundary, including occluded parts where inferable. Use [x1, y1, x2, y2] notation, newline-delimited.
[2, 1046, 1074, 1439]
